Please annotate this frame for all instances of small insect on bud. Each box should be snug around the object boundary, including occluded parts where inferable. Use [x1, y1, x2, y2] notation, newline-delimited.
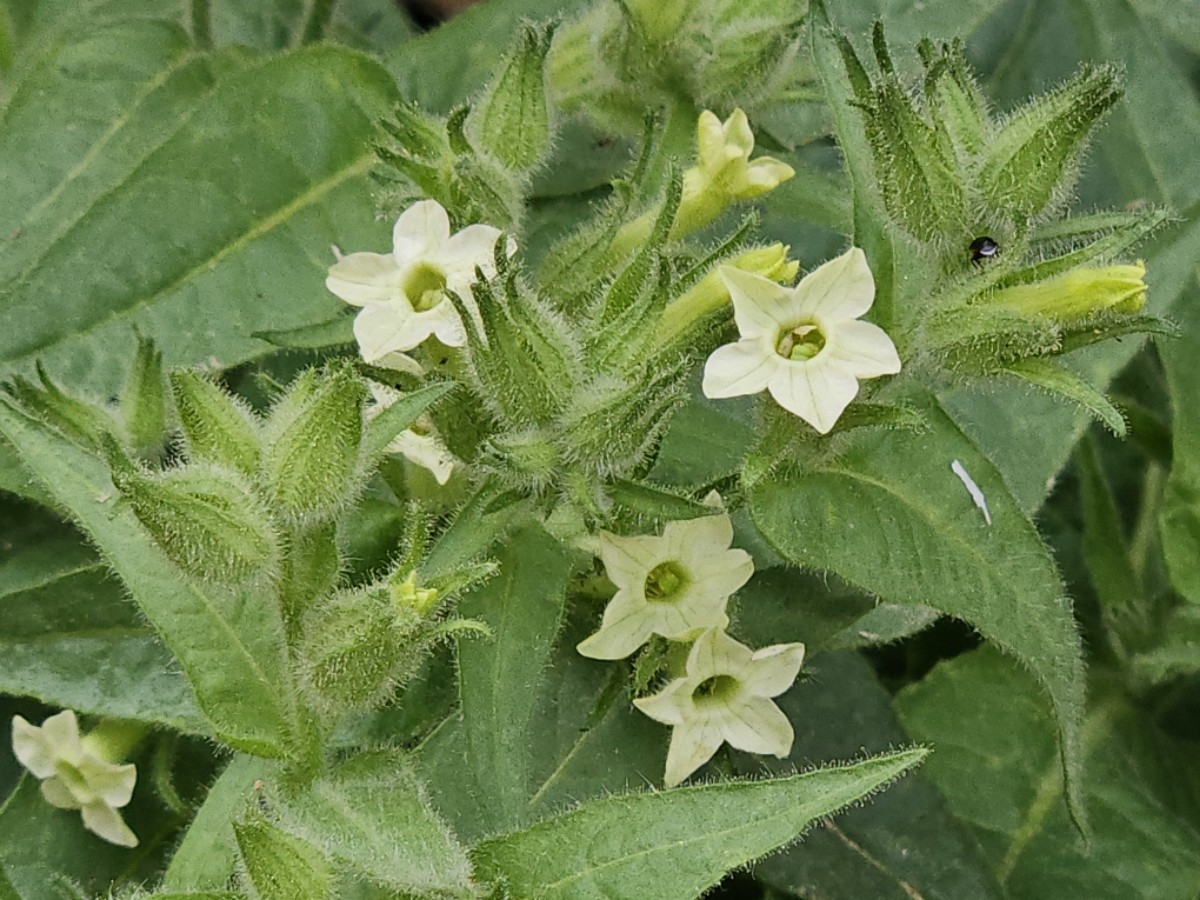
[969, 236, 1001, 264]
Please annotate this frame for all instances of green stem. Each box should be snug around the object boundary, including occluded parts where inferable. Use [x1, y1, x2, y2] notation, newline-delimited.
[190, 0, 212, 48]
[300, 0, 338, 45]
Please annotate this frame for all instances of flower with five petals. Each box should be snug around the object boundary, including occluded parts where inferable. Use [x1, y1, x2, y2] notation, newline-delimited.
[326, 200, 510, 362]
[576, 510, 753, 661]
[702, 247, 901, 433]
[11, 711, 140, 847]
[634, 627, 806, 787]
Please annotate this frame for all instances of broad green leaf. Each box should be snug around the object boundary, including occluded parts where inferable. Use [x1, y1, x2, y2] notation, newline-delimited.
[739, 653, 1003, 900]
[455, 525, 573, 834]
[1159, 269, 1200, 606]
[212, 0, 415, 51]
[0, 27, 397, 396]
[1129, 604, 1200, 684]
[0, 517, 207, 733]
[896, 647, 1200, 899]
[164, 755, 277, 893]
[749, 391, 1088, 832]
[0, 398, 295, 755]
[0, 864, 16, 900]
[270, 750, 473, 896]
[471, 748, 926, 900]
[234, 815, 332, 900]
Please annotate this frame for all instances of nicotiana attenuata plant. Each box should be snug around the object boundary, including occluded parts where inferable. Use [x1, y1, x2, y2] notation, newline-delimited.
[0, 0, 1190, 896]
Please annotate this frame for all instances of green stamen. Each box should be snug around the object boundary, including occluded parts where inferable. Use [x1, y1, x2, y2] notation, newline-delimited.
[403, 263, 448, 311]
[692, 674, 739, 704]
[644, 561, 687, 602]
[776, 324, 826, 361]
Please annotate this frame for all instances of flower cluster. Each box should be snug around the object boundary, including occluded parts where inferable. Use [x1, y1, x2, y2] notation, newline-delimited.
[576, 500, 805, 786]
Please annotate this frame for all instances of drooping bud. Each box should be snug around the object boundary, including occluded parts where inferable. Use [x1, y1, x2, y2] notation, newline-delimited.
[989, 262, 1147, 320]
[120, 336, 168, 461]
[169, 370, 261, 476]
[977, 64, 1121, 224]
[260, 364, 366, 521]
[234, 814, 333, 900]
[468, 24, 554, 173]
[107, 445, 281, 588]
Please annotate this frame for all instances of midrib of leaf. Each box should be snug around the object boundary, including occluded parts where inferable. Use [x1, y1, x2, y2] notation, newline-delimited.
[1, 625, 154, 645]
[13, 47, 205, 235]
[3, 151, 373, 363]
[996, 695, 1118, 883]
[822, 818, 926, 900]
[533, 760, 920, 894]
[0, 560, 102, 596]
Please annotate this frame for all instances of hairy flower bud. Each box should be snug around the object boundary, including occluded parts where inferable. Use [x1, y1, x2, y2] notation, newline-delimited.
[989, 262, 1147, 320]
[107, 449, 281, 588]
[120, 336, 167, 461]
[468, 24, 553, 173]
[260, 364, 366, 520]
[170, 370, 261, 476]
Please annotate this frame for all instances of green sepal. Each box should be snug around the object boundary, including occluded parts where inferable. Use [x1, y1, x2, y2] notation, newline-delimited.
[468, 23, 554, 173]
[977, 64, 1122, 224]
[5, 362, 118, 451]
[925, 303, 1061, 373]
[606, 479, 715, 524]
[920, 38, 988, 159]
[296, 584, 421, 714]
[120, 335, 169, 461]
[363, 380, 456, 460]
[106, 443, 283, 589]
[170, 370, 261, 477]
[234, 814, 333, 900]
[1058, 312, 1179, 354]
[1003, 358, 1126, 436]
[835, 401, 931, 434]
[250, 315, 354, 351]
[260, 363, 366, 521]
[278, 521, 341, 639]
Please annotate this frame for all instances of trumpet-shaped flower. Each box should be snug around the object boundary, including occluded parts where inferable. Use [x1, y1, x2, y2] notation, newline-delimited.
[634, 628, 806, 787]
[576, 510, 753, 660]
[366, 382, 456, 485]
[326, 200, 509, 362]
[702, 247, 901, 434]
[11, 711, 139, 847]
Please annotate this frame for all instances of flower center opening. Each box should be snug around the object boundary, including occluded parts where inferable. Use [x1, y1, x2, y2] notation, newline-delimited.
[775, 324, 826, 361]
[692, 674, 740, 705]
[644, 561, 687, 602]
[402, 262, 449, 311]
[54, 761, 92, 801]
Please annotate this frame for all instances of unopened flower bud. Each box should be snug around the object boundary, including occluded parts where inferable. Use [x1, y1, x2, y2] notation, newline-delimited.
[990, 262, 1147, 320]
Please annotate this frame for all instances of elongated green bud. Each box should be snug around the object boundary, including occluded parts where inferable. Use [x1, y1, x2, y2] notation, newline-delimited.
[120, 336, 167, 460]
[922, 40, 988, 158]
[469, 24, 553, 173]
[260, 364, 366, 520]
[978, 64, 1121, 223]
[278, 521, 341, 634]
[990, 261, 1147, 320]
[297, 585, 421, 713]
[108, 451, 281, 587]
[234, 814, 333, 900]
[169, 370, 260, 476]
[6, 363, 117, 450]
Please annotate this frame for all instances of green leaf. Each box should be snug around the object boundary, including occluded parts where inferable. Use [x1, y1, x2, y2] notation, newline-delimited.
[0, 511, 208, 733]
[1159, 271, 1200, 606]
[363, 380, 455, 460]
[1003, 358, 1126, 437]
[0, 397, 295, 756]
[749, 391, 1088, 833]
[270, 750, 473, 895]
[455, 525, 573, 834]
[895, 647, 1200, 899]
[471, 749, 926, 900]
[0, 26, 397, 396]
[164, 756, 277, 893]
[739, 653, 1002, 900]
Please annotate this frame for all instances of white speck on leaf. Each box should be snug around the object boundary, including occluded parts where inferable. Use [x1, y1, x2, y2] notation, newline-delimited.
[951, 459, 992, 526]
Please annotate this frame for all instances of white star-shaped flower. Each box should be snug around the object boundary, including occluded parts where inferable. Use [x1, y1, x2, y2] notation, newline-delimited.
[702, 247, 901, 434]
[11, 711, 138, 847]
[685, 109, 795, 204]
[634, 627, 806, 787]
[326, 200, 510, 362]
[576, 510, 753, 660]
[365, 382, 457, 485]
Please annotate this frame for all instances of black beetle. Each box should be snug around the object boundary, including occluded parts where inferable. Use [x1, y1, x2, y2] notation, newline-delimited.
[969, 236, 1000, 263]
